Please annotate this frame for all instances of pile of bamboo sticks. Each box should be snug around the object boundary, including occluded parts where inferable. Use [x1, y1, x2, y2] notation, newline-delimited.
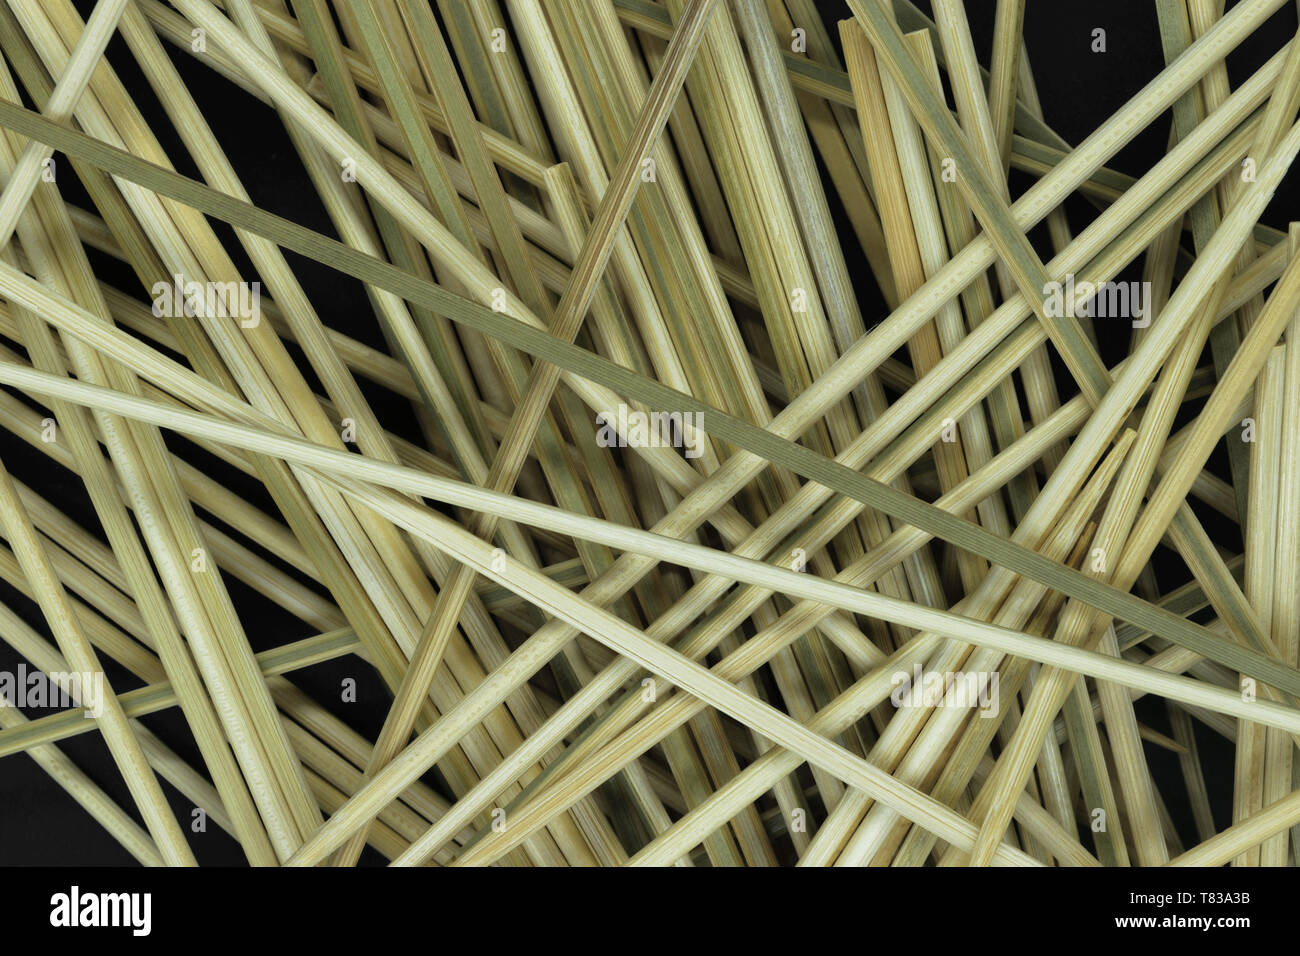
[0, 0, 1296, 867]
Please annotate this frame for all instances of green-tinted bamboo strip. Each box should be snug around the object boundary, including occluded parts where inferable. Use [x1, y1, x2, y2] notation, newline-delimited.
[256, 0, 547, 676]
[322, 0, 525, 447]
[460, 2, 551, 175]
[1, 99, 1292, 699]
[671, 0, 862, 473]
[422, 0, 713, 651]
[1115, 555, 1246, 650]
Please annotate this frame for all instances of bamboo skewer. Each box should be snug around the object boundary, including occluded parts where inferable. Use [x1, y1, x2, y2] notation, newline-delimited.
[0, 0, 1293, 871]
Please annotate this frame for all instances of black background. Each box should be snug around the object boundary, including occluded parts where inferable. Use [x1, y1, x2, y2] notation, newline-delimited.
[0, 0, 1295, 868]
